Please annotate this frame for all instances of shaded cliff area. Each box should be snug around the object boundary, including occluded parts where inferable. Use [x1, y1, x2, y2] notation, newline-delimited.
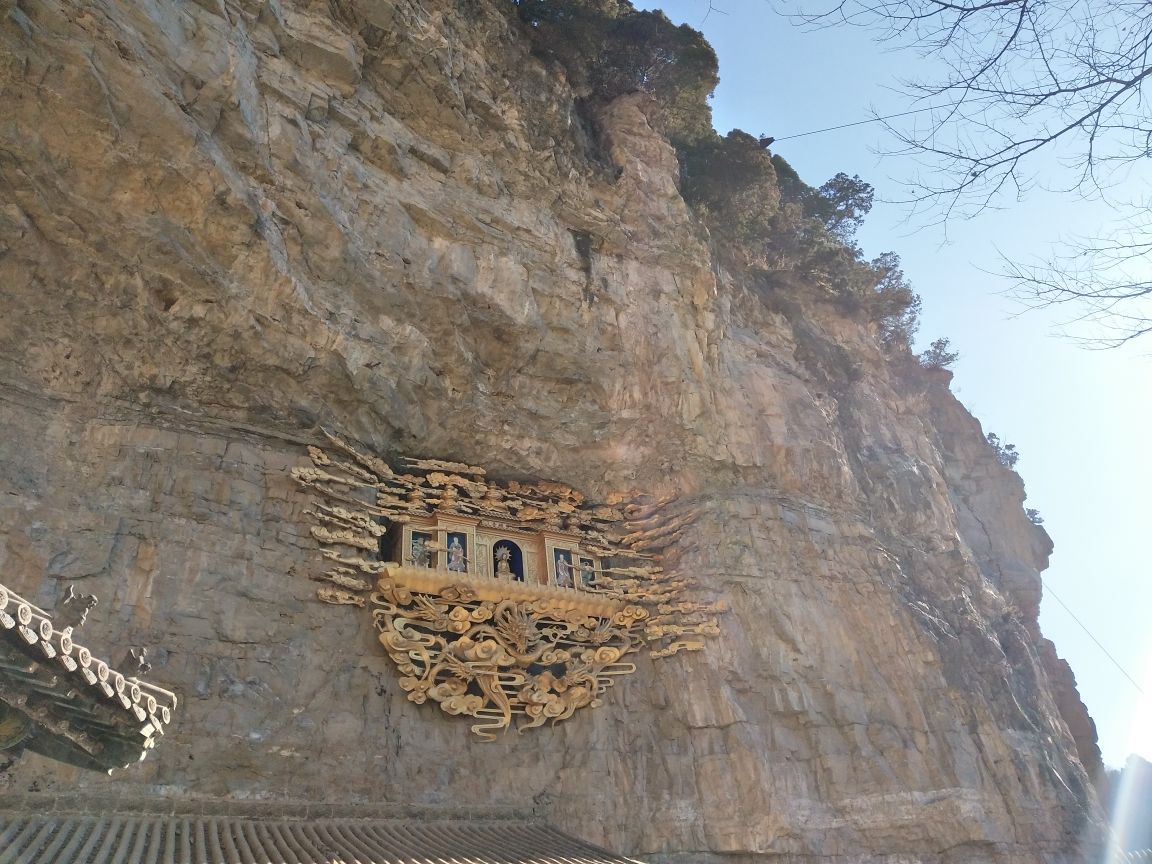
[0, 0, 1104, 860]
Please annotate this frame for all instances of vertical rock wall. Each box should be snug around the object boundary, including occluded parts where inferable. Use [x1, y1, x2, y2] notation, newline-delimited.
[0, 0, 1101, 860]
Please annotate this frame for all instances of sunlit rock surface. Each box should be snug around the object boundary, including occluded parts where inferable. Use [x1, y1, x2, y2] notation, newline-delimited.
[0, 1, 1102, 860]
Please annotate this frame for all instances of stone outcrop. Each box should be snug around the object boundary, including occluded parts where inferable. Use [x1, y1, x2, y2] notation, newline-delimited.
[0, 0, 1102, 860]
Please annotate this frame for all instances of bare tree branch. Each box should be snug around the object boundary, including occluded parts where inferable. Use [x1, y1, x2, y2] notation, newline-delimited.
[786, 0, 1152, 342]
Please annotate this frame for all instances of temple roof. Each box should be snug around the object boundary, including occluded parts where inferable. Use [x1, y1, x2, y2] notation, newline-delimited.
[0, 582, 177, 772]
[0, 804, 642, 864]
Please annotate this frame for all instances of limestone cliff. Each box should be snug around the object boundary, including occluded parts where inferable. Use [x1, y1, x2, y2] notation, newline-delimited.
[0, 0, 1103, 861]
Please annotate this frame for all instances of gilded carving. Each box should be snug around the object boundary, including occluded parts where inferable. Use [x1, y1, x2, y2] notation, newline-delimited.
[291, 431, 723, 738]
[367, 566, 650, 738]
[313, 569, 373, 592]
[317, 587, 367, 607]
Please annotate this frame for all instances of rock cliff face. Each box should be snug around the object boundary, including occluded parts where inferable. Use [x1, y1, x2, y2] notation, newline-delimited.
[0, 0, 1102, 860]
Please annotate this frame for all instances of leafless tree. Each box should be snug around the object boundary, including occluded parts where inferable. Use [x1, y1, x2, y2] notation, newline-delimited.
[788, 0, 1152, 344]
[1002, 218, 1152, 346]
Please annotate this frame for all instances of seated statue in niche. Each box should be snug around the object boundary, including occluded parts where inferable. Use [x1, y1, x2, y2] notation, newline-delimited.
[494, 544, 513, 578]
[447, 537, 466, 572]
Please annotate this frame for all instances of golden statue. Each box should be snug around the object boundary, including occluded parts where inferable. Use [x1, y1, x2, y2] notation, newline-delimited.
[494, 544, 513, 577]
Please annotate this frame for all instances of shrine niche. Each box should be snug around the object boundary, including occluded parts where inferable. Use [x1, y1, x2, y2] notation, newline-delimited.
[291, 431, 723, 739]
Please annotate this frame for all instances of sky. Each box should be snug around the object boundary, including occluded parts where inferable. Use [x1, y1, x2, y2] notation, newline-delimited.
[633, 0, 1151, 769]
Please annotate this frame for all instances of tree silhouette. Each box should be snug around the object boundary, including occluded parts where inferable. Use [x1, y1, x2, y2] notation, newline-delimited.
[985, 433, 1019, 468]
[919, 337, 958, 369]
[789, 0, 1152, 344]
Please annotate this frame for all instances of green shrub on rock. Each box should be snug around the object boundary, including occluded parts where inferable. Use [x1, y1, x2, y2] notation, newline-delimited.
[508, 1, 923, 360]
[509, 0, 718, 146]
[679, 131, 781, 243]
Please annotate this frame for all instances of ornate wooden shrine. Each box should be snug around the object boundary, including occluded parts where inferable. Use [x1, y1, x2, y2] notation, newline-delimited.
[292, 431, 722, 739]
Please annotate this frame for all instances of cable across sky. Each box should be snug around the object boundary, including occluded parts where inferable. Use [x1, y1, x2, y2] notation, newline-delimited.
[1043, 576, 1145, 694]
[773, 104, 959, 141]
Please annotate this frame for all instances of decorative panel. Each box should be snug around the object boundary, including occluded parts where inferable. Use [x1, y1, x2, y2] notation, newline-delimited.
[291, 431, 724, 738]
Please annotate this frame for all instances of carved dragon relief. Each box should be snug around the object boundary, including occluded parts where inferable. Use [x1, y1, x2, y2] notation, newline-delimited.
[291, 431, 724, 739]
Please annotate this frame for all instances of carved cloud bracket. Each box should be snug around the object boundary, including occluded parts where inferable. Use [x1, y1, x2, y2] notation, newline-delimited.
[291, 431, 724, 738]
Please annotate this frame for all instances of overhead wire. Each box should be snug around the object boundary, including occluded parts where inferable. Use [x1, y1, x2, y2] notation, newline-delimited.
[772, 104, 959, 141]
[1041, 575, 1145, 694]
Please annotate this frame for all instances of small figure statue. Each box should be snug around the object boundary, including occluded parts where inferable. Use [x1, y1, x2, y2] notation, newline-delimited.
[494, 544, 513, 578]
[411, 536, 431, 568]
[579, 559, 596, 587]
[57, 584, 98, 631]
[555, 554, 573, 588]
[129, 647, 152, 675]
[447, 537, 466, 572]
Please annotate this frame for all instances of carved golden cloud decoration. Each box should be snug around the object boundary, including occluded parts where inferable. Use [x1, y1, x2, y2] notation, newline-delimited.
[292, 431, 723, 738]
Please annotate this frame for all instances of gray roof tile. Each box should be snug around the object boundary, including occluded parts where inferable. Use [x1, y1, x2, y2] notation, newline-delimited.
[0, 813, 640, 864]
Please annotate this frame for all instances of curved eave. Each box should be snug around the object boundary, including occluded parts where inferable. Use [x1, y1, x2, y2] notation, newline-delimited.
[0, 583, 178, 773]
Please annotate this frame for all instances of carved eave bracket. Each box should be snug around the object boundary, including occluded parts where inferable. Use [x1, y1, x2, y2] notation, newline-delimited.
[0, 583, 178, 772]
[291, 431, 724, 738]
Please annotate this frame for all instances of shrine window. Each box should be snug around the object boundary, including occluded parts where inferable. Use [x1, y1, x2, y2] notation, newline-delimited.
[578, 556, 598, 587]
[408, 529, 435, 569]
[552, 547, 575, 587]
[491, 539, 525, 582]
[382, 518, 396, 564]
[387, 516, 604, 591]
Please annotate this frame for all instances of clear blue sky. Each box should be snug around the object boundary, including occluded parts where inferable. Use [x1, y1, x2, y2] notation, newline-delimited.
[635, 0, 1151, 769]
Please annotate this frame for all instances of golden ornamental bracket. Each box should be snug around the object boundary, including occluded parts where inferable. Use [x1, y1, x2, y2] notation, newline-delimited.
[291, 431, 724, 738]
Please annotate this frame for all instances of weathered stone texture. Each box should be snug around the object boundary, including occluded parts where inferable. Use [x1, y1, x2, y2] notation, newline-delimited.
[0, 0, 1101, 860]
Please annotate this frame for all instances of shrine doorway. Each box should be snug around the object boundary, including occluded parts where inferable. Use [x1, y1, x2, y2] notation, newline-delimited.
[492, 540, 525, 582]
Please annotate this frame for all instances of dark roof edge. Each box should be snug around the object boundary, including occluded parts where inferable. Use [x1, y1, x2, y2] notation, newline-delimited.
[0, 792, 537, 823]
